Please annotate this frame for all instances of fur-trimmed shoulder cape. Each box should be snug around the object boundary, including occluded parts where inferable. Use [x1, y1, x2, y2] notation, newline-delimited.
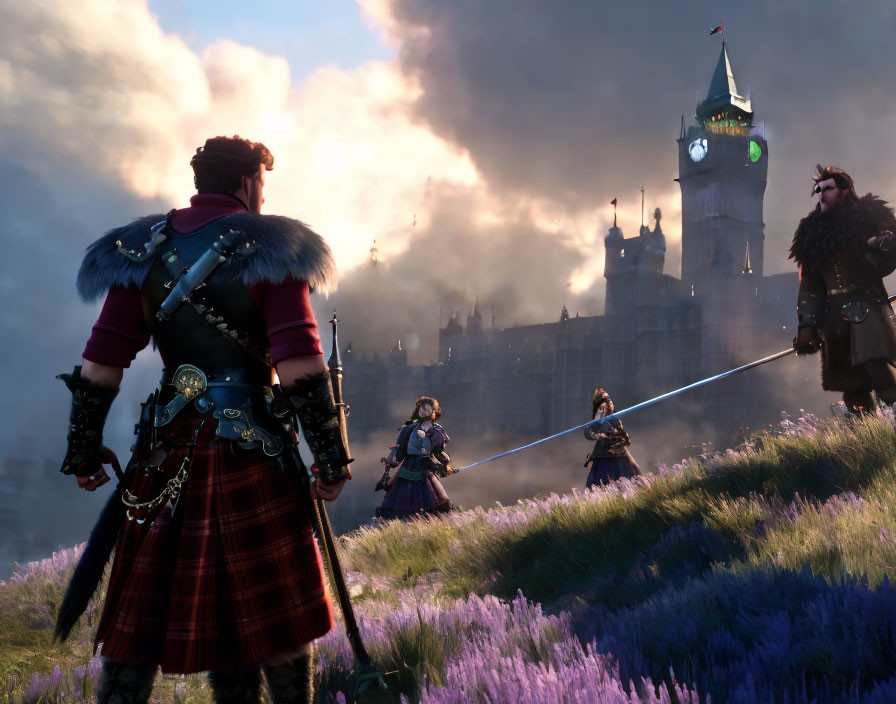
[789, 193, 896, 273]
[76, 213, 337, 303]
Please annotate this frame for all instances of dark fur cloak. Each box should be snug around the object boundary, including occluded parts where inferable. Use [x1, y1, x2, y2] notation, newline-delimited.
[76, 213, 337, 303]
[789, 194, 896, 274]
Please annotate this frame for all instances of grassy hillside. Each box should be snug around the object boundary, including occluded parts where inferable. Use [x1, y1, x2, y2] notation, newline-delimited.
[5, 412, 896, 702]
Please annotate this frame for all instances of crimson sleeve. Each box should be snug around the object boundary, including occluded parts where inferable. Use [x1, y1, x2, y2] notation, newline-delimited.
[81, 286, 151, 368]
[251, 278, 323, 363]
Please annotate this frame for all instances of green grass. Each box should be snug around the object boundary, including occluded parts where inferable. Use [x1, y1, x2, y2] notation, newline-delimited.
[343, 415, 896, 608]
[7, 413, 896, 701]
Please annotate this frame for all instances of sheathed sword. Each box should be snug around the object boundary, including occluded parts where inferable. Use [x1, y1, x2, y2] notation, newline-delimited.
[310, 312, 388, 699]
[156, 229, 253, 320]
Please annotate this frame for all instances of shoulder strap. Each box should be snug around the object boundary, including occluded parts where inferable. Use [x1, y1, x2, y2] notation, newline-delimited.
[157, 227, 255, 319]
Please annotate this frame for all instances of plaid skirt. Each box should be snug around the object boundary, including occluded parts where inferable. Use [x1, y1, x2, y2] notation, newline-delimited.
[94, 411, 333, 674]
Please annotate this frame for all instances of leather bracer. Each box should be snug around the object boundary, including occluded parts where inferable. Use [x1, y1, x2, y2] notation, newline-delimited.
[57, 366, 119, 476]
[796, 293, 824, 329]
[272, 371, 353, 485]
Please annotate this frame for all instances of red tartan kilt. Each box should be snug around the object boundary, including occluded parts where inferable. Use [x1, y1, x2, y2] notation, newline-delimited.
[95, 411, 333, 674]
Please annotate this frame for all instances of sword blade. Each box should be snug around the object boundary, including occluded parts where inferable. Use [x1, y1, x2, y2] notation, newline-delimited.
[453, 346, 796, 473]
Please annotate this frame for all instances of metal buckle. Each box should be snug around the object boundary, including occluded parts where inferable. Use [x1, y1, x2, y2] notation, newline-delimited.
[213, 405, 283, 456]
[154, 365, 208, 426]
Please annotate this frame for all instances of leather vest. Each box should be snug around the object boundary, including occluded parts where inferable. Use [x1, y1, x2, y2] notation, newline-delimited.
[142, 220, 272, 381]
[139, 221, 287, 456]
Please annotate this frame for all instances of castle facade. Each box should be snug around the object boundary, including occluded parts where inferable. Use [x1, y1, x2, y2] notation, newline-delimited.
[343, 43, 801, 451]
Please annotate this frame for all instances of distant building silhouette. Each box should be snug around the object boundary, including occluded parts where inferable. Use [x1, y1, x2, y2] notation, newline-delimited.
[344, 42, 799, 448]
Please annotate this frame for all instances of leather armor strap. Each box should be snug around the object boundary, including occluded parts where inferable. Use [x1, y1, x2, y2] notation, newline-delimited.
[271, 371, 353, 485]
[57, 366, 119, 476]
[158, 238, 271, 365]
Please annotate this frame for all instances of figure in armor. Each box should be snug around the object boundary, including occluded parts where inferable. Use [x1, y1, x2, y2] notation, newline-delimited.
[584, 388, 640, 488]
[790, 165, 896, 415]
[55, 136, 352, 704]
[375, 396, 453, 519]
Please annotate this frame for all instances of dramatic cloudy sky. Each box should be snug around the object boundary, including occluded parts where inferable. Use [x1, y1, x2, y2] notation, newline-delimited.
[2, 0, 896, 565]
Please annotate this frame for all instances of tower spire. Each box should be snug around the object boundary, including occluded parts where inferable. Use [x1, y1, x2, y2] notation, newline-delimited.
[697, 39, 753, 131]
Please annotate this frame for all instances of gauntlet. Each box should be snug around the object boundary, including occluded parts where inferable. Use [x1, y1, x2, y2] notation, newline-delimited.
[57, 366, 119, 476]
[272, 371, 353, 485]
[793, 327, 822, 355]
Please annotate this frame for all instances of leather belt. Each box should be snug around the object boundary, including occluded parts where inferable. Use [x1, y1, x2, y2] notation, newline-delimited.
[159, 366, 268, 386]
[153, 364, 284, 456]
[828, 285, 857, 296]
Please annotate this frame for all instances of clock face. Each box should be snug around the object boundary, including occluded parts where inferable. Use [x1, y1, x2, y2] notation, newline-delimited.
[688, 138, 708, 162]
[749, 139, 762, 163]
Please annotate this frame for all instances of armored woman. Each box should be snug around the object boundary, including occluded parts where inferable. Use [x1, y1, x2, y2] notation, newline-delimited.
[584, 388, 640, 488]
[376, 396, 453, 519]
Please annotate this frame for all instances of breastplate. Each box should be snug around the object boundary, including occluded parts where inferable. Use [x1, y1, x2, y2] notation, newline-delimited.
[407, 426, 432, 456]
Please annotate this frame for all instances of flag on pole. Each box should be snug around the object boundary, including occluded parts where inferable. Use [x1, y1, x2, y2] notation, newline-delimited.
[709, 20, 724, 36]
[610, 198, 617, 206]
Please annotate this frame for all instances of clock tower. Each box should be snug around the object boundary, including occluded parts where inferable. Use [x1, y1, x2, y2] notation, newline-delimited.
[677, 42, 767, 296]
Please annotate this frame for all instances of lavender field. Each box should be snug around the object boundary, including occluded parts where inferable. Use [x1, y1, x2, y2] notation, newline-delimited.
[5, 412, 896, 702]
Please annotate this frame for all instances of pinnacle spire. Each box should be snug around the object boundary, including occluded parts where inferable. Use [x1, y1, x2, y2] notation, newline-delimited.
[707, 42, 738, 104]
[697, 42, 753, 130]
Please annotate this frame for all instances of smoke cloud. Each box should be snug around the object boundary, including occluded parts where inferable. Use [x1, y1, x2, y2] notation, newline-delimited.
[3, 0, 894, 567]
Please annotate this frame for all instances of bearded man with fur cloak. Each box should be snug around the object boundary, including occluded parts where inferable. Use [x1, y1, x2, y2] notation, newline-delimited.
[790, 165, 896, 415]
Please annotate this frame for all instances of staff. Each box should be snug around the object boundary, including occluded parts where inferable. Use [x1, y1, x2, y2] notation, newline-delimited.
[452, 346, 798, 473]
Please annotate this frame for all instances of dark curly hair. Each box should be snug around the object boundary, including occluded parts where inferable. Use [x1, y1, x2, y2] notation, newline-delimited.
[190, 135, 274, 195]
[406, 396, 441, 424]
[812, 164, 857, 201]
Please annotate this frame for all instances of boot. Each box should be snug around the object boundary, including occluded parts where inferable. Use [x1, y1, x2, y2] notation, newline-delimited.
[208, 665, 262, 704]
[263, 652, 313, 704]
[843, 391, 876, 419]
[95, 658, 157, 704]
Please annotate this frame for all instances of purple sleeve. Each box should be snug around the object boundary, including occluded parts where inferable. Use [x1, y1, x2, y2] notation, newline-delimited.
[250, 278, 324, 363]
[81, 286, 151, 368]
[430, 425, 449, 450]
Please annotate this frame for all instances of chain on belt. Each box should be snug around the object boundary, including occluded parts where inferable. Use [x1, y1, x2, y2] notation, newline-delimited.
[122, 419, 206, 524]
